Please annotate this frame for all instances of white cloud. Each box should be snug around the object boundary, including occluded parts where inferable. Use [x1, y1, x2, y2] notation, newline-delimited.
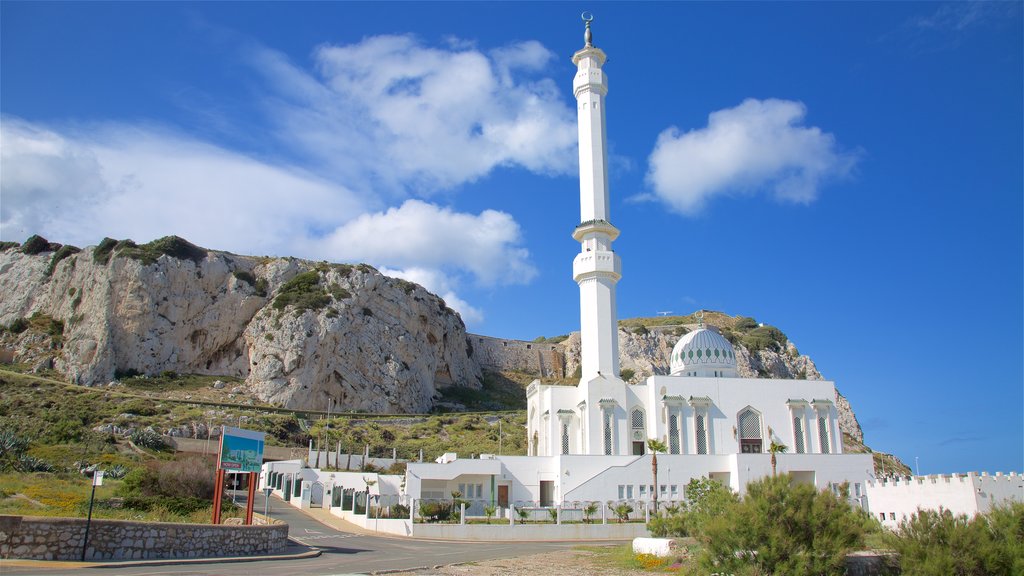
[317, 199, 536, 288]
[378, 266, 484, 325]
[644, 99, 858, 214]
[0, 118, 366, 255]
[252, 34, 577, 194]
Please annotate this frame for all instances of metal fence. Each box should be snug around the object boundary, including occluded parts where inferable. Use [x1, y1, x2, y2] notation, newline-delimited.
[409, 498, 652, 524]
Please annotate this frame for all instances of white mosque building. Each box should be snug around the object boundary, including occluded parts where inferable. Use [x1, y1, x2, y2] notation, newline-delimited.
[402, 19, 873, 510]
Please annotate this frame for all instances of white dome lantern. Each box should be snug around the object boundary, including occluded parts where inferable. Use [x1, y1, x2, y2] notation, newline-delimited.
[670, 323, 738, 378]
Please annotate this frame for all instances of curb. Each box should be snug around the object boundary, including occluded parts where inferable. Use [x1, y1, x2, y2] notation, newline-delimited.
[0, 541, 321, 569]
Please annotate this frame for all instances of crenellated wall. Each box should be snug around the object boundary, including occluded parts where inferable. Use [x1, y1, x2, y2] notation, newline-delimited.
[864, 471, 1023, 529]
[0, 515, 288, 561]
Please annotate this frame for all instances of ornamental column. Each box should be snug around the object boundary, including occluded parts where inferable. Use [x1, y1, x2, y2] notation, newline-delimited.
[572, 17, 621, 381]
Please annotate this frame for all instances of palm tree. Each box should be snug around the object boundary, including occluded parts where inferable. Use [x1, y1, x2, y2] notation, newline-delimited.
[646, 438, 668, 513]
[768, 440, 788, 477]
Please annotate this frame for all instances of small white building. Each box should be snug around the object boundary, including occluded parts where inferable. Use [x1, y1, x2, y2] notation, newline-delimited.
[865, 472, 1024, 529]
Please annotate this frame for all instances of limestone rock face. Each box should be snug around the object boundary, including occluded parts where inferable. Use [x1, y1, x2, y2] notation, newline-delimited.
[243, 265, 480, 413]
[0, 239, 480, 413]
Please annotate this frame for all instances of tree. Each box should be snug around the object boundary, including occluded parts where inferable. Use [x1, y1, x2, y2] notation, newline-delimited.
[484, 504, 496, 523]
[768, 440, 788, 477]
[646, 438, 668, 513]
[583, 502, 599, 524]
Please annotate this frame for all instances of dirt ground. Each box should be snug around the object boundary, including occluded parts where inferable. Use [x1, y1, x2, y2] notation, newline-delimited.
[384, 547, 650, 575]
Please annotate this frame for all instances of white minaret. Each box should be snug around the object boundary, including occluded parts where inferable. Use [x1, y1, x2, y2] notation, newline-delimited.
[572, 16, 621, 382]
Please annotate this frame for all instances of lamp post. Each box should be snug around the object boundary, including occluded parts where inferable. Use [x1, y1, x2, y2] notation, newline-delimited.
[915, 456, 920, 477]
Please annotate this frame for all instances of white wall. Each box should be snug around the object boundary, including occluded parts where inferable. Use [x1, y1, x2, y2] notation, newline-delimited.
[865, 472, 1024, 529]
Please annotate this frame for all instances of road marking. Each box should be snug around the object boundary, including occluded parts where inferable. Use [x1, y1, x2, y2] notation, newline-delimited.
[292, 533, 360, 542]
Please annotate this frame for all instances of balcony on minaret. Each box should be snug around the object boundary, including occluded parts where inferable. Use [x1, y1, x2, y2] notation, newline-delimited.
[573, 250, 621, 283]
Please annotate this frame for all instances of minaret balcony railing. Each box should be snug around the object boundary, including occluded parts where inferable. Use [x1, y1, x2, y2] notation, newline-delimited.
[572, 219, 620, 242]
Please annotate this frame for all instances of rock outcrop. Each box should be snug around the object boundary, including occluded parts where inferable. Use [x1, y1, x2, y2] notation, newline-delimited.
[0, 236, 480, 413]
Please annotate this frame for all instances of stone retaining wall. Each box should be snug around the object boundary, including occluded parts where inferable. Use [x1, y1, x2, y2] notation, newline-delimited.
[0, 515, 288, 561]
[469, 334, 566, 378]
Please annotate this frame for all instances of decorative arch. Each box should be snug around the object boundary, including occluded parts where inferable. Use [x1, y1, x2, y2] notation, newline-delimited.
[630, 407, 646, 455]
[737, 406, 763, 454]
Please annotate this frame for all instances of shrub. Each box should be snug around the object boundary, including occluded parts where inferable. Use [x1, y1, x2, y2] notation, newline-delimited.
[620, 369, 635, 382]
[273, 271, 330, 312]
[888, 504, 1024, 576]
[254, 278, 269, 297]
[92, 237, 119, 264]
[3, 317, 28, 334]
[116, 236, 208, 265]
[44, 244, 80, 276]
[130, 429, 168, 451]
[742, 325, 788, 352]
[0, 241, 19, 251]
[697, 475, 875, 575]
[21, 235, 58, 255]
[118, 455, 216, 501]
[328, 283, 351, 300]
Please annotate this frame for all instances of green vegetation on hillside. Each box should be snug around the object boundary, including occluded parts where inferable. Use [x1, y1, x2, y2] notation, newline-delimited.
[618, 310, 790, 354]
[436, 370, 533, 411]
[90, 236, 209, 266]
[309, 412, 526, 464]
[44, 244, 81, 276]
[272, 270, 331, 312]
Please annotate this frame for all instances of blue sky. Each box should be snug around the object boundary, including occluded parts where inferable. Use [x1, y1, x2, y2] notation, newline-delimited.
[2, 2, 1021, 476]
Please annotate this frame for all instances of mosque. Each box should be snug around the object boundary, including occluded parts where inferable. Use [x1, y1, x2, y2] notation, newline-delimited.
[403, 18, 873, 510]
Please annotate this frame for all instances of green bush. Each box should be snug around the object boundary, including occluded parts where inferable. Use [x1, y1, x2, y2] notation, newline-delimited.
[697, 475, 875, 575]
[0, 241, 19, 251]
[44, 244, 80, 276]
[3, 317, 28, 334]
[116, 236, 208, 265]
[272, 271, 330, 312]
[648, 476, 738, 538]
[888, 504, 1024, 576]
[20, 235, 58, 255]
[92, 238, 118, 264]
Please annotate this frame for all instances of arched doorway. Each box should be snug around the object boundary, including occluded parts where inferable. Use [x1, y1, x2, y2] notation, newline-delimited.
[310, 481, 325, 508]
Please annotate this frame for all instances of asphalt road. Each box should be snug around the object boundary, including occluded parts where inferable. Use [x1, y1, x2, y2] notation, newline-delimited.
[1, 492, 592, 576]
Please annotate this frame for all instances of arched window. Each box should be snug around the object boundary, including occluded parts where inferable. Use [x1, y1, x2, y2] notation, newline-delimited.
[631, 408, 646, 455]
[738, 408, 763, 453]
[669, 414, 680, 454]
[818, 415, 830, 454]
[603, 409, 614, 455]
[561, 422, 570, 455]
[695, 412, 708, 455]
[793, 416, 805, 453]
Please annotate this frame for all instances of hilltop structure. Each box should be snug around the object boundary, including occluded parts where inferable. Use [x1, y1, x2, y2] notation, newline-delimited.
[402, 18, 873, 509]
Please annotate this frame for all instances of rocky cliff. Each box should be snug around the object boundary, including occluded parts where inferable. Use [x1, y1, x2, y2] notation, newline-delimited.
[0, 236, 480, 413]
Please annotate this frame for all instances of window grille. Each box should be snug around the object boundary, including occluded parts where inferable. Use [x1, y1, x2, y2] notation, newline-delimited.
[818, 415, 830, 454]
[738, 409, 761, 439]
[631, 408, 645, 429]
[696, 413, 708, 454]
[793, 416, 805, 453]
[669, 414, 680, 454]
[603, 410, 613, 455]
[561, 423, 570, 455]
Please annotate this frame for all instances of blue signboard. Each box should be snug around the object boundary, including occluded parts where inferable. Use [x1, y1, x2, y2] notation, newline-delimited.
[218, 426, 265, 473]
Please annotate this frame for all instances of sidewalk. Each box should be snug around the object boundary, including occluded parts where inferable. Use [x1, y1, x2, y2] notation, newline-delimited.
[301, 503, 385, 537]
